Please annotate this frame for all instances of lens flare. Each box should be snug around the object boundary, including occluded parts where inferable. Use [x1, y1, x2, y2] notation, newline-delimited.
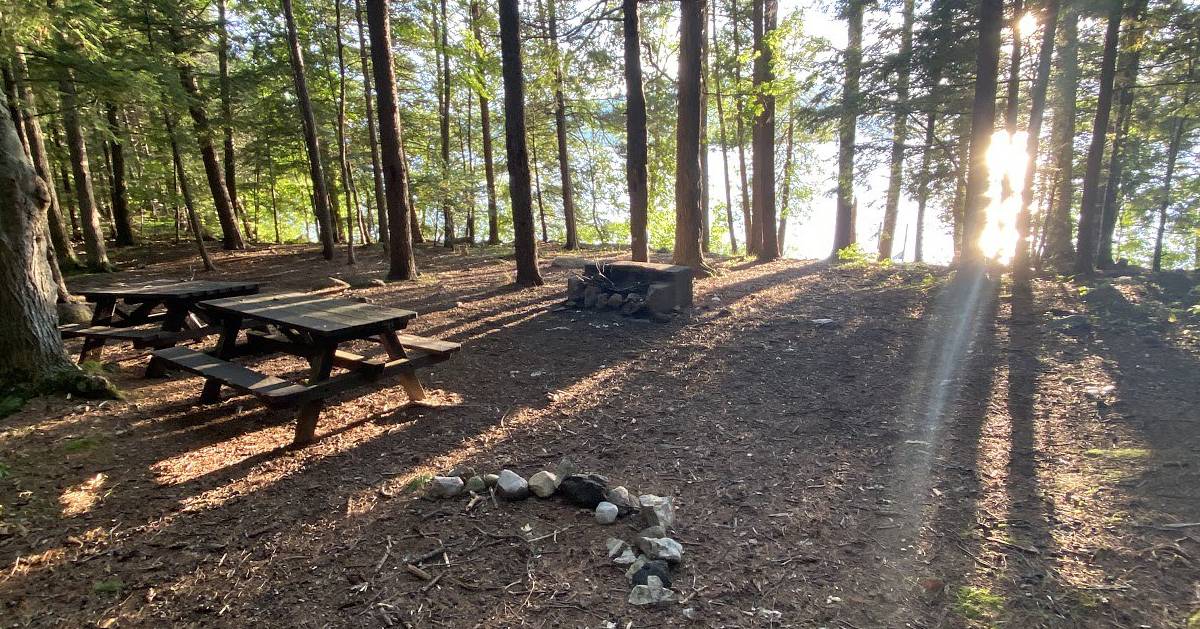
[977, 130, 1028, 265]
[1017, 12, 1038, 37]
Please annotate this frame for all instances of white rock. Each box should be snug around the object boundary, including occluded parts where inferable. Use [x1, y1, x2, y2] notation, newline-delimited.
[428, 476, 464, 498]
[528, 470, 559, 498]
[496, 469, 529, 500]
[639, 494, 675, 529]
[605, 537, 627, 558]
[637, 537, 683, 564]
[595, 501, 619, 524]
[628, 576, 677, 606]
[606, 486, 639, 512]
[613, 548, 638, 565]
[624, 556, 647, 582]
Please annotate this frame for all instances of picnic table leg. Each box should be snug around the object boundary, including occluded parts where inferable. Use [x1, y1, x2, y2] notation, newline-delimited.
[200, 317, 242, 403]
[379, 331, 427, 402]
[293, 344, 336, 447]
[79, 297, 117, 362]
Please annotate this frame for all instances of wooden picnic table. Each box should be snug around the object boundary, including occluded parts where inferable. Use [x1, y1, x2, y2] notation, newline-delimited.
[148, 292, 460, 446]
[61, 280, 260, 361]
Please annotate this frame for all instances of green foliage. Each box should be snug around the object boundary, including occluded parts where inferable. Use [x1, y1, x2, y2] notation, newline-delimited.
[954, 585, 1004, 622]
[92, 578, 124, 595]
[64, 436, 103, 453]
[0, 395, 25, 419]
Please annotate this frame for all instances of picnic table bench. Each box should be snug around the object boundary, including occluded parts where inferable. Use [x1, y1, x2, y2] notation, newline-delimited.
[61, 280, 260, 361]
[148, 292, 460, 446]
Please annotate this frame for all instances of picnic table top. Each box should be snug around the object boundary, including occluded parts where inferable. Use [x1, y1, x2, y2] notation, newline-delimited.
[77, 280, 261, 303]
[200, 292, 417, 339]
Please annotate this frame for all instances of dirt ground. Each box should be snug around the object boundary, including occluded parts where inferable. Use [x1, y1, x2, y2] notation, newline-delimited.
[1, 242, 1198, 628]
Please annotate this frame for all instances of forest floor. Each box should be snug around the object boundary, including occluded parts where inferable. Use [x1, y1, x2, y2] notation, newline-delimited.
[1, 241, 1199, 628]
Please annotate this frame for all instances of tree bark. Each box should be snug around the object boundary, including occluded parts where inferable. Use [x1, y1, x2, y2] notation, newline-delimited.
[11, 50, 78, 269]
[0, 94, 78, 389]
[282, 0, 336, 259]
[164, 112, 215, 271]
[1098, 0, 1150, 268]
[751, 0, 778, 261]
[877, 0, 914, 261]
[105, 104, 135, 246]
[1042, 8, 1078, 266]
[711, 2, 737, 254]
[778, 107, 795, 252]
[436, 0, 454, 247]
[731, 0, 753, 254]
[352, 0, 389, 251]
[674, 0, 711, 274]
[498, 0, 543, 286]
[832, 0, 864, 257]
[365, 0, 418, 279]
[334, 0, 356, 265]
[59, 71, 110, 271]
[913, 109, 936, 262]
[624, 0, 649, 262]
[471, 0, 502, 246]
[961, 0, 1003, 266]
[531, 134, 549, 242]
[1013, 0, 1060, 281]
[546, 0, 579, 249]
[1073, 0, 1123, 275]
[176, 60, 246, 251]
[217, 0, 245, 235]
[1152, 115, 1188, 272]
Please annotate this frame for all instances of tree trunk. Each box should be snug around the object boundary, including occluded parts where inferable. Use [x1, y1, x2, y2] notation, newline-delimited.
[531, 135, 549, 242]
[624, 0, 649, 262]
[546, 0, 579, 250]
[913, 109, 936, 262]
[268, 144, 281, 244]
[11, 50, 78, 269]
[59, 71, 110, 271]
[217, 0, 244, 233]
[751, 0, 778, 261]
[0, 94, 77, 389]
[1098, 0, 1150, 268]
[700, 11, 710, 254]
[365, 0, 418, 279]
[105, 104, 135, 246]
[832, 0, 864, 257]
[1152, 114, 1189, 272]
[1004, 0, 1024, 133]
[498, 0, 543, 286]
[1013, 0, 1060, 281]
[3, 70, 30, 159]
[674, 0, 711, 274]
[877, 0, 914, 261]
[731, 0, 753, 254]
[1042, 8, 1078, 266]
[281, 0, 336, 259]
[164, 112, 216, 271]
[176, 60, 246, 251]
[711, 2, 737, 254]
[353, 0, 389, 251]
[471, 0, 502, 246]
[334, 0, 356, 265]
[437, 0, 454, 247]
[778, 107, 795, 253]
[1073, 1, 1123, 275]
[960, 0, 1003, 265]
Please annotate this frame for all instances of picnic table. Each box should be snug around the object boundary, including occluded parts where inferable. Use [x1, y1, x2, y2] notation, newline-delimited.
[148, 292, 460, 446]
[61, 280, 260, 362]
